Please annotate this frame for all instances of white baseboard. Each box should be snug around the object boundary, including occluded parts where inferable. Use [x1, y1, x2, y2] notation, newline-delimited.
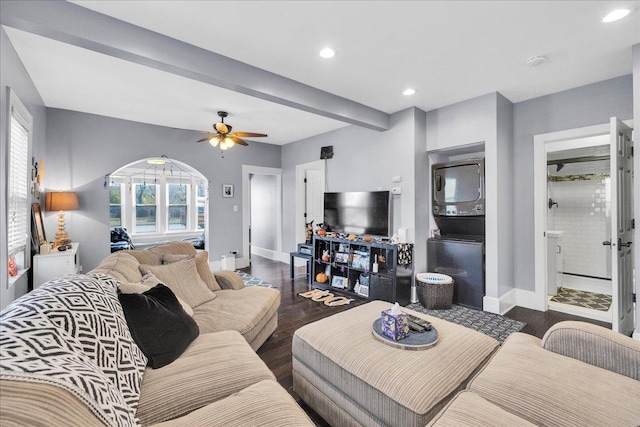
[250, 247, 289, 264]
[633, 330, 640, 341]
[485, 289, 544, 316]
[514, 288, 545, 311]
[208, 257, 249, 272]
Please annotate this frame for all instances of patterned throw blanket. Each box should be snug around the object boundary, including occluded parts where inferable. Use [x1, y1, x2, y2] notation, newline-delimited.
[0, 273, 147, 426]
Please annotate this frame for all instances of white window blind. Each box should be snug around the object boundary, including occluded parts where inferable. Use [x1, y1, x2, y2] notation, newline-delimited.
[7, 89, 32, 257]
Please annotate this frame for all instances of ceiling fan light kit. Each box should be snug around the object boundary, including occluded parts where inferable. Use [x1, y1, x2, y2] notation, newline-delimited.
[197, 111, 267, 153]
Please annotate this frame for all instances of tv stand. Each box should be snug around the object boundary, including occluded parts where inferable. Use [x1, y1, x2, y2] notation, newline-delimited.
[311, 235, 412, 305]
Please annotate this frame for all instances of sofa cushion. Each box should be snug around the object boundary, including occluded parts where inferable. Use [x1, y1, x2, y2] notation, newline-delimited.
[467, 332, 640, 427]
[135, 330, 276, 425]
[152, 380, 314, 427]
[162, 252, 222, 292]
[125, 249, 162, 266]
[120, 277, 194, 317]
[140, 257, 216, 308]
[192, 287, 280, 344]
[0, 379, 106, 427]
[195, 251, 221, 291]
[427, 391, 536, 427]
[541, 321, 640, 380]
[119, 284, 200, 369]
[92, 251, 143, 282]
[149, 241, 197, 256]
[213, 270, 245, 290]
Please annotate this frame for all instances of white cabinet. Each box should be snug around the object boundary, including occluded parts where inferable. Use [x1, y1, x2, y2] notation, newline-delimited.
[33, 243, 80, 289]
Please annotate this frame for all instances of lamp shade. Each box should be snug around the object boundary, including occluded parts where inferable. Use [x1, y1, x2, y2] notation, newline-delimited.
[45, 191, 79, 211]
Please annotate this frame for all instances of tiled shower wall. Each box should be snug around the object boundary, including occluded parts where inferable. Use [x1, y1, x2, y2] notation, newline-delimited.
[547, 161, 611, 279]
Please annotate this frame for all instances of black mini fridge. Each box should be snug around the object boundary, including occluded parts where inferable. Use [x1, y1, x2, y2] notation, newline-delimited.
[427, 237, 485, 310]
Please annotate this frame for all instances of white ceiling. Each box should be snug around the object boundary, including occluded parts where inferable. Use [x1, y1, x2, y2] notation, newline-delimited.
[4, 1, 640, 145]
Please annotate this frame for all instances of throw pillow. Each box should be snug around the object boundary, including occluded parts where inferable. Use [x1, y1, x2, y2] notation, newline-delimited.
[139, 257, 216, 308]
[213, 270, 245, 290]
[120, 278, 194, 317]
[118, 284, 199, 369]
[162, 252, 221, 291]
[195, 251, 222, 291]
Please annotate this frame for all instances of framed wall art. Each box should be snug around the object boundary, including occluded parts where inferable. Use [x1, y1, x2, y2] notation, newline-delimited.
[222, 184, 234, 198]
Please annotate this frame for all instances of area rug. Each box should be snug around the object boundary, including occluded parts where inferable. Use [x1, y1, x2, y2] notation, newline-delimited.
[406, 303, 525, 344]
[550, 287, 611, 312]
[235, 271, 273, 288]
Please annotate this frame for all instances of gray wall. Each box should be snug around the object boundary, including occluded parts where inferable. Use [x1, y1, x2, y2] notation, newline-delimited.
[281, 108, 421, 258]
[0, 27, 47, 309]
[44, 109, 281, 273]
[250, 174, 277, 251]
[512, 75, 633, 292]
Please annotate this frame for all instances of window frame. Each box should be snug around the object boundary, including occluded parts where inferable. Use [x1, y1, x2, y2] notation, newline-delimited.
[5, 87, 33, 286]
[110, 173, 207, 238]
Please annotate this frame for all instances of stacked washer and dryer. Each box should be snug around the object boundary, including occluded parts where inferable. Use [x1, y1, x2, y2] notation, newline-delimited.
[428, 158, 486, 310]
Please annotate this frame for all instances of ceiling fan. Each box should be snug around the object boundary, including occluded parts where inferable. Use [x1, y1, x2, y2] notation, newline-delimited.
[197, 111, 267, 150]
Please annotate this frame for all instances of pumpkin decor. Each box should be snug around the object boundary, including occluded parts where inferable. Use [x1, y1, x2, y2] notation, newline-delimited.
[8, 257, 18, 277]
[363, 236, 373, 242]
[317, 229, 327, 237]
[348, 234, 356, 241]
[316, 272, 328, 283]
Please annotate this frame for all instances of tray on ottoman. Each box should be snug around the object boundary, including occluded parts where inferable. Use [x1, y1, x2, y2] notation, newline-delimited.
[292, 301, 499, 427]
[372, 318, 439, 350]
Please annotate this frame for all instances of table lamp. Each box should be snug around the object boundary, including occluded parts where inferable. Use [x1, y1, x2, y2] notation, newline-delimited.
[45, 191, 79, 244]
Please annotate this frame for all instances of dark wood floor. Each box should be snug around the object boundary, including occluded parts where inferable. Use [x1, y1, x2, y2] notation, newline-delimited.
[246, 255, 611, 424]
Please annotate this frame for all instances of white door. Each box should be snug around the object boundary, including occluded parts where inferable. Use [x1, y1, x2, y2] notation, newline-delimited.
[610, 117, 634, 335]
[305, 169, 325, 227]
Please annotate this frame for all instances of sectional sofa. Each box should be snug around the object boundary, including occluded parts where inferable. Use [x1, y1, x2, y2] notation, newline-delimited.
[0, 242, 313, 426]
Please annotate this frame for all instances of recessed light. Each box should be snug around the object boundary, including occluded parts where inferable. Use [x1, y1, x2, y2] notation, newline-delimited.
[319, 47, 336, 59]
[402, 88, 416, 96]
[602, 9, 630, 23]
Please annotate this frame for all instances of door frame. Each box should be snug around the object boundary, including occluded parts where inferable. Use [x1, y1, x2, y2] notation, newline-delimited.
[533, 120, 633, 321]
[242, 165, 283, 267]
[295, 160, 326, 245]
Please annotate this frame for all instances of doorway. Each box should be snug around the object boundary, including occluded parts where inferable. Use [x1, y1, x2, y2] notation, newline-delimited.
[533, 119, 634, 335]
[545, 137, 612, 322]
[242, 165, 283, 267]
[295, 160, 326, 245]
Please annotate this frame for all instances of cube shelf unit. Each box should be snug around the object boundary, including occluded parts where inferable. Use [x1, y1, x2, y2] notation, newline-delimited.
[311, 235, 412, 305]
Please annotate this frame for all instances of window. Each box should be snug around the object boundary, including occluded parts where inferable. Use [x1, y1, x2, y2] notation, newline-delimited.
[167, 183, 188, 230]
[6, 88, 33, 279]
[197, 184, 206, 230]
[134, 183, 157, 233]
[110, 160, 207, 238]
[109, 183, 122, 227]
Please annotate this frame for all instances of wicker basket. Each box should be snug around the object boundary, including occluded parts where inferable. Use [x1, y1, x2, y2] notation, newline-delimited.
[415, 273, 454, 309]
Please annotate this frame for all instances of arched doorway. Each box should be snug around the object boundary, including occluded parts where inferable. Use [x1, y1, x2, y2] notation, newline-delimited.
[108, 156, 208, 251]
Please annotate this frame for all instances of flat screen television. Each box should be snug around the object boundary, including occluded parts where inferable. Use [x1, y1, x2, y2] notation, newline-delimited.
[323, 191, 391, 237]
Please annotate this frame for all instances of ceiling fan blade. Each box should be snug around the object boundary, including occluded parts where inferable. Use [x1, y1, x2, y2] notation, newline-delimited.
[229, 136, 248, 146]
[215, 122, 229, 134]
[197, 134, 218, 142]
[232, 132, 267, 138]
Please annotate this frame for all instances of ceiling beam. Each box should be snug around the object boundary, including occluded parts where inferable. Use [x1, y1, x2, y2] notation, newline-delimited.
[0, 0, 389, 131]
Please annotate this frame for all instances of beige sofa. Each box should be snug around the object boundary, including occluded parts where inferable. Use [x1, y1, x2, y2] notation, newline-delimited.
[428, 321, 640, 426]
[0, 243, 313, 426]
[92, 242, 280, 351]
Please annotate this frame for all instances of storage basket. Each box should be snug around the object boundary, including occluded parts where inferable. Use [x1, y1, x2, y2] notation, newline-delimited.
[415, 273, 454, 309]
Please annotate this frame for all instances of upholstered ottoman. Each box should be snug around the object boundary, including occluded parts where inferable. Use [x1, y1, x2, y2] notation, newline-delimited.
[292, 301, 499, 427]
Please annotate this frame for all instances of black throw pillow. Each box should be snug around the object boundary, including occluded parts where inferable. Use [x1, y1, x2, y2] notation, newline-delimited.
[118, 283, 199, 369]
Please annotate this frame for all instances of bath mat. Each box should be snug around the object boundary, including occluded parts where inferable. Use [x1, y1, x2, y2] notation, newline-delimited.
[235, 271, 273, 288]
[550, 287, 611, 312]
[298, 288, 355, 307]
[406, 302, 526, 344]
